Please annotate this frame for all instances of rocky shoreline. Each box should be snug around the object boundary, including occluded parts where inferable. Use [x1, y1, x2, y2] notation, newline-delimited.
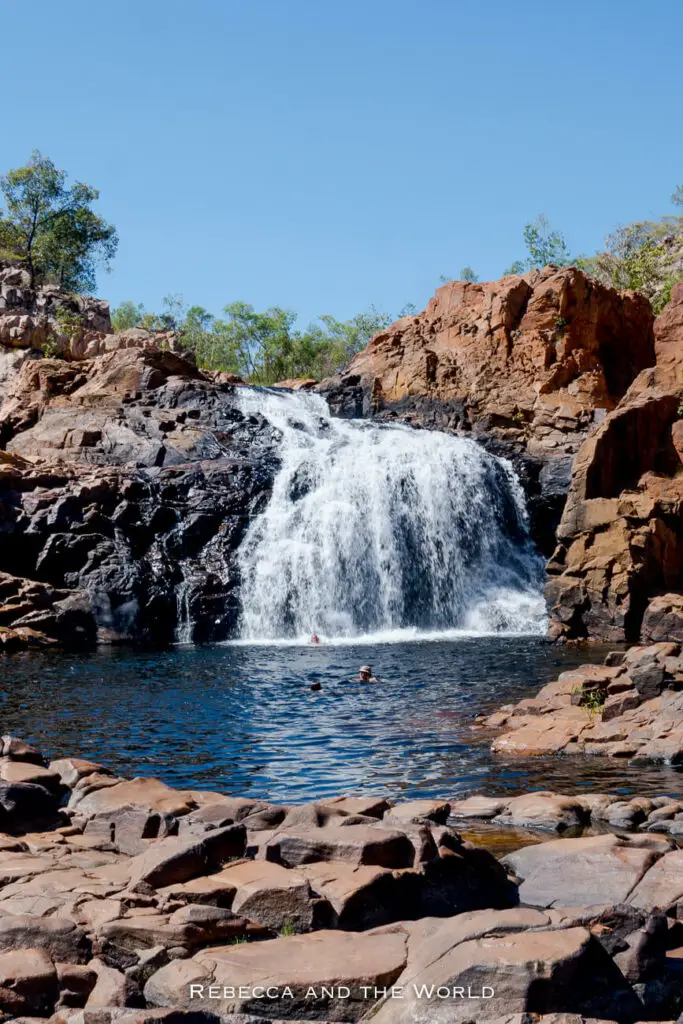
[478, 641, 683, 772]
[0, 736, 677, 1022]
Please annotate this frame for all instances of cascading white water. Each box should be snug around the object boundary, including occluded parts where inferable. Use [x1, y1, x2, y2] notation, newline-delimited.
[235, 387, 547, 642]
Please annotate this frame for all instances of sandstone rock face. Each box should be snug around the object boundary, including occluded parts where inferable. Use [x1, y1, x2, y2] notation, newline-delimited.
[546, 283, 683, 641]
[0, 263, 110, 378]
[0, 345, 280, 646]
[320, 267, 654, 552]
[479, 644, 683, 766]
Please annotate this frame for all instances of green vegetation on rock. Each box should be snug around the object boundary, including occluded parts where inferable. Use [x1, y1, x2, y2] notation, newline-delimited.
[2, 152, 682, 382]
[0, 151, 118, 292]
[112, 294, 393, 383]
[505, 214, 573, 274]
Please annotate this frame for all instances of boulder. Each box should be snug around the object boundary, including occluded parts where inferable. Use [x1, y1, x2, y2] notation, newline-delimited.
[323, 796, 392, 818]
[0, 947, 58, 1015]
[383, 800, 451, 825]
[55, 961, 98, 1008]
[84, 806, 179, 855]
[50, 758, 112, 789]
[127, 825, 246, 888]
[298, 861, 396, 929]
[368, 907, 642, 1024]
[264, 824, 416, 869]
[217, 860, 315, 932]
[642, 593, 683, 643]
[502, 834, 669, 908]
[492, 792, 589, 832]
[0, 780, 62, 832]
[84, 957, 137, 1008]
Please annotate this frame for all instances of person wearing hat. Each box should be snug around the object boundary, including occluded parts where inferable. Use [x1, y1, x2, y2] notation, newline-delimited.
[356, 664, 378, 683]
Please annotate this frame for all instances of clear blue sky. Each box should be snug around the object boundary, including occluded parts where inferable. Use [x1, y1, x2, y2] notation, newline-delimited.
[1, 0, 682, 326]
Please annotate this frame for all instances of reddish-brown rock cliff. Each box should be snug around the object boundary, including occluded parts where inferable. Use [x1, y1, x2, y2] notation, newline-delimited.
[321, 266, 655, 553]
[546, 283, 683, 641]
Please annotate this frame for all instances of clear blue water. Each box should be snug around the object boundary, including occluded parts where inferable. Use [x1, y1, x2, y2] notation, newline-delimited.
[1, 637, 681, 803]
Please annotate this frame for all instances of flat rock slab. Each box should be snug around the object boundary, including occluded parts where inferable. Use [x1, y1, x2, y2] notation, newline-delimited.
[0, 759, 62, 790]
[450, 796, 508, 820]
[628, 849, 683, 911]
[265, 824, 415, 868]
[70, 777, 197, 817]
[492, 713, 590, 756]
[144, 928, 409, 1019]
[503, 834, 669, 908]
[157, 873, 239, 908]
[0, 913, 90, 963]
[383, 800, 451, 825]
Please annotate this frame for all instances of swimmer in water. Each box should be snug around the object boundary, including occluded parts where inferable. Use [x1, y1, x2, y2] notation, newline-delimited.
[354, 664, 379, 683]
[311, 633, 320, 644]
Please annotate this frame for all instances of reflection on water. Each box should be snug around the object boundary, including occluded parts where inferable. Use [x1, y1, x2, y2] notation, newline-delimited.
[0, 637, 681, 802]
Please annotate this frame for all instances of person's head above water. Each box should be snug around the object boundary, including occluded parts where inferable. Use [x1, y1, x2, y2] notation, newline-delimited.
[311, 634, 320, 644]
[359, 664, 373, 680]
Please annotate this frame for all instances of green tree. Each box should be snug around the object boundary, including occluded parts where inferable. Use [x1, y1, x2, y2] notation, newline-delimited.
[398, 302, 417, 317]
[672, 185, 682, 207]
[110, 296, 394, 383]
[460, 266, 479, 282]
[111, 300, 146, 332]
[505, 215, 572, 274]
[0, 151, 118, 291]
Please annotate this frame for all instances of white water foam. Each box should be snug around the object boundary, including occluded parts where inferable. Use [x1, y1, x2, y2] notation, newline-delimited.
[234, 387, 547, 643]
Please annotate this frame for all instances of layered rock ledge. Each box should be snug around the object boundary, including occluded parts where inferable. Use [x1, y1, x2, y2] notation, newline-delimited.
[478, 641, 683, 768]
[0, 346, 280, 647]
[0, 736, 681, 1021]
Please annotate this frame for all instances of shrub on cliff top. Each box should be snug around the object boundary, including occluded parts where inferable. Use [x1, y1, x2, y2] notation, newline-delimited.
[577, 213, 683, 313]
[0, 151, 118, 292]
[505, 215, 573, 274]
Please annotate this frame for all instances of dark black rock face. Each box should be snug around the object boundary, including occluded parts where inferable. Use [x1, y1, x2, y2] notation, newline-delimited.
[0, 350, 281, 647]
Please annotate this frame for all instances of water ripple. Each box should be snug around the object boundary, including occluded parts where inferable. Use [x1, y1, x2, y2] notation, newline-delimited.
[0, 638, 681, 802]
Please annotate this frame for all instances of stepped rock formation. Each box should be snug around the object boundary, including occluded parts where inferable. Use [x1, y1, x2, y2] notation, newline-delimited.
[0, 272, 281, 646]
[320, 266, 654, 552]
[546, 282, 683, 641]
[480, 640, 683, 765]
[0, 349, 279, 646]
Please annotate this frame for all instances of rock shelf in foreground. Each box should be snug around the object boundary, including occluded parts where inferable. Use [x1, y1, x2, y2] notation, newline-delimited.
[0, 738, 680, 1021]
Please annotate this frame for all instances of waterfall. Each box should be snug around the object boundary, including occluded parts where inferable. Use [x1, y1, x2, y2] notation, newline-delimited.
[235, 387, 546, 642]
